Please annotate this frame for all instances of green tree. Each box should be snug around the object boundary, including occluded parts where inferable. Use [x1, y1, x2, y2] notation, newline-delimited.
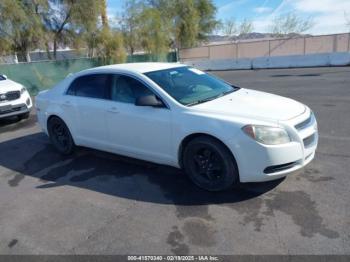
[173, 0, 200, 48]
[97, 0, 126, 64]
[121, 0, 143, 55]
[142, 0, 218, 49]
[0, 35, 11, 56]
[0, 0, 47, 62]
[137, 7, 170, 58]
[96, 28, 126, 64]
[121, 0, 172, 57]
[42, 0, 101, 59]
[85, 0, 109, 58]
[195, 0, 219, 40]
[100, 0, 109, 28]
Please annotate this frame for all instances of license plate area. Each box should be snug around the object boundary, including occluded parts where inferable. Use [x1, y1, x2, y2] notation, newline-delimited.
[0, 105, 11, 112]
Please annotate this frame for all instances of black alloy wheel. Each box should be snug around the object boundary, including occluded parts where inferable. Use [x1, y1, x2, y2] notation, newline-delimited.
[183, 136, 239, 191]
[48, 117, 75, 155]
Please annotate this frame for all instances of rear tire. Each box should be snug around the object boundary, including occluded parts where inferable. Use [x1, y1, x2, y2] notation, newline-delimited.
[47, 117, 75, 155]
[183, 136, 239, 191]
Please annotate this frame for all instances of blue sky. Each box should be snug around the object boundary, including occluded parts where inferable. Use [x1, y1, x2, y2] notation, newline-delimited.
[107, 0, 350, 35]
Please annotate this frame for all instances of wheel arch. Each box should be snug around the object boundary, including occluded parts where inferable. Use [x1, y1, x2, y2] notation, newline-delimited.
[47, 114, 77, 144]
[47, 114, 64, 130]
[177, 133, 239, 174]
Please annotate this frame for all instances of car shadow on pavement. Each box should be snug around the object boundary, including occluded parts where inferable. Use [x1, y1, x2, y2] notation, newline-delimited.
[0, 116, 23, 127]
[0, 132, 283, 205]
[0, 114, 37, 132]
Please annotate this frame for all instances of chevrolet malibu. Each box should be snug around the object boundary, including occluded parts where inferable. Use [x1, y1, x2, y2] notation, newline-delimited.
[0, 74, 32, 120]
[35, 63, 318, 191]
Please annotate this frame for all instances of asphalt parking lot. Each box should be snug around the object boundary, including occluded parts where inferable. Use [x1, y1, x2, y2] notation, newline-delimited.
[0, 66, 349, 255]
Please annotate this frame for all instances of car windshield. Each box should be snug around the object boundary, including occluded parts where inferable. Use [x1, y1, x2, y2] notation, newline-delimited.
[145, 66, 239, 106]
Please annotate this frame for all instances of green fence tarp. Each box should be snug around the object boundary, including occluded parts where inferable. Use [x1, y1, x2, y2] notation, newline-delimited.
[0, 52, 177, 95]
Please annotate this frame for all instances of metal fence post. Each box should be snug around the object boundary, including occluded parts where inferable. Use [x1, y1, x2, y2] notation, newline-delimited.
[175, 48, 179, 62]
[14, 53, 18, 64]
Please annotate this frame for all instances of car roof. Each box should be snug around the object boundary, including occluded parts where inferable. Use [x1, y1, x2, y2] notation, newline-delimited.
[86, 62, 186, 74]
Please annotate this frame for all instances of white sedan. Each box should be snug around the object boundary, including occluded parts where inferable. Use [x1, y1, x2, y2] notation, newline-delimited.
[0, 74, 32, 120]
[35, 63, 318, 191]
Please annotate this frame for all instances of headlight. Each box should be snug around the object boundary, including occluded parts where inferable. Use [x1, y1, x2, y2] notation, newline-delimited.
[242, 125, 291, 145]
[20, 87, 27, 94]
[310, 111, 318, 132]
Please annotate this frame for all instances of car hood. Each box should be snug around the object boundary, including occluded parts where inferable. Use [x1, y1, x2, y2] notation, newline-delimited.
[192, 88, 306, 122]
[0, 79, 23, 93]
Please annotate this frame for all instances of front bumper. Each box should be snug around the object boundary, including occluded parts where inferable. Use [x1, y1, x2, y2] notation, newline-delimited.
[0, 92, 32, 119]
[228, 110, 318, 183]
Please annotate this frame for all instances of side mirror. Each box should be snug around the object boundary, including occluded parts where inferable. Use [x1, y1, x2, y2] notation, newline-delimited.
[1, 74, 7, 79]
[135, 95, 164, 107]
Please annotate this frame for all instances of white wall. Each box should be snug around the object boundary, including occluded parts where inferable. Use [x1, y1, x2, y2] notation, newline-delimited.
[183, 52, 350, 71]
[180, 33, 350, 70]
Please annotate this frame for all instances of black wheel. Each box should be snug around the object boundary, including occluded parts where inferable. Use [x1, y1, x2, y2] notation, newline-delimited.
[183, 136, 239, 191]
[18, 112, 30, 120]
[47, 117, 75, 155]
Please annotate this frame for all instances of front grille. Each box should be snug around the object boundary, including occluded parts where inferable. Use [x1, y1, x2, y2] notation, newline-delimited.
[6, 91, 20, 101]
[0, 91, 21, 102]
[295, 114, 312, 130]
[264, 161, 298, 174]
[303, 134, 316, 148]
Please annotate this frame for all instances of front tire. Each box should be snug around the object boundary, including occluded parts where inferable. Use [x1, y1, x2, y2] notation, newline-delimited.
[183, 136, 239, 191]
[47, 117, 75, 155]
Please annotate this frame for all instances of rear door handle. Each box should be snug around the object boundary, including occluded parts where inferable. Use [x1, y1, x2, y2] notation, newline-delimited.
[106, 107, 119, 114]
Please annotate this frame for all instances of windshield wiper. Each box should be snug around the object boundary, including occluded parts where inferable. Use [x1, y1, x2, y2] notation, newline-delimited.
[186, 89, 235, 106]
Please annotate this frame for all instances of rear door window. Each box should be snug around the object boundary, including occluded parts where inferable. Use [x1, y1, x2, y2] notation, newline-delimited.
[67, 74, 110, 99]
